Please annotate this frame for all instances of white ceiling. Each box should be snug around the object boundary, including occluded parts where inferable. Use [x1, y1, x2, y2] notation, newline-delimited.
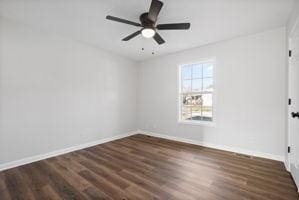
[0, 0, 295, 61]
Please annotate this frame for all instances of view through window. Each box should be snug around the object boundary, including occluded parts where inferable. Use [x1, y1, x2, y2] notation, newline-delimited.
[179, 61, 214, 123]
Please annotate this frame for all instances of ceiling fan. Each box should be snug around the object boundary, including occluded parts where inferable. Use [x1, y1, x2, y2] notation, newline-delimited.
[106, 0, 191, 45]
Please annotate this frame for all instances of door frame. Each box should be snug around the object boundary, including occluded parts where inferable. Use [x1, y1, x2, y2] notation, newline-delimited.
[287, 37, 292, 172]
[287, 17, 299, 172]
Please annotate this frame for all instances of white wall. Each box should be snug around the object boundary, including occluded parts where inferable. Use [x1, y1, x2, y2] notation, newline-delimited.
[287, 0, 299, 34]
[0, 18, 137, 164]
[138, 28, 287, 159]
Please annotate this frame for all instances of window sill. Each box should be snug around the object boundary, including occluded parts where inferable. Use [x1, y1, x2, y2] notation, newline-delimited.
[178, 120, 216, 127]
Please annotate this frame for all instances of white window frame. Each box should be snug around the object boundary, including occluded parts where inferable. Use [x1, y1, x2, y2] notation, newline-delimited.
[177, 58, 216, 126]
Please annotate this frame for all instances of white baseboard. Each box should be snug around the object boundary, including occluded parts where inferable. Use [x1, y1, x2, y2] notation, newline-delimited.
[138, 130, 285, 162]
[284, 159, 291, 172]
[0, 129, 285, 172]
[290, 164, 299, 192]
[0, 131, 137, 172]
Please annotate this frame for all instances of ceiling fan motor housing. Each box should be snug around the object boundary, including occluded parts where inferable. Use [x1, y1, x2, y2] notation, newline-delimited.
[140, 12, 155, 28]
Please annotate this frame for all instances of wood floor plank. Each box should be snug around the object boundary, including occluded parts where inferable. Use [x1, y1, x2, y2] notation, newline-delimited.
[54, 155, 113, 200]
[0, 172, 11, 200]
[82, 186, 112, 200]
[34, 161, 86, 200]
[45, 159, 90, 192]
[77, 155, 130, 190]
[0, 134, 298, 200]
[4, 168, 35, 200]
[41, 184, 62, 200]
[78, 169, 139, 200]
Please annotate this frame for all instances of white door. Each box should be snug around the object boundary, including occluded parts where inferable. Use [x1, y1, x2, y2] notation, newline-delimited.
[289, 21, 299, 191]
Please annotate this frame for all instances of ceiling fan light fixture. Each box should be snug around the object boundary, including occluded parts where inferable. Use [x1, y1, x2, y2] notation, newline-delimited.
[141, 28, 155, 38]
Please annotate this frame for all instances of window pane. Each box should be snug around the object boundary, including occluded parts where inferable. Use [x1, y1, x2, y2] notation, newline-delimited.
[182, 106, 192, 120]
[192, 79, 202, 92]
[203, 78, 213, 92]
[192, 106, 202, 120]
[182, 94, 192, 106]
[181, 66, 192, 80]
[202, 93, 213, 121]
[203, 63, 213, 78]
[191, 94, 202, 106]
[192, 64, 202, 79]
[182, 80, 192, 92]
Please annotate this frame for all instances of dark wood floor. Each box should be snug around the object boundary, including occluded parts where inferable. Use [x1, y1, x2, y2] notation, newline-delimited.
[0, 134, 298, 200]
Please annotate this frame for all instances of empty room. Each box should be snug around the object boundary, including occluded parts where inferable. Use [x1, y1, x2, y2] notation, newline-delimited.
[0, 0, 299, 199]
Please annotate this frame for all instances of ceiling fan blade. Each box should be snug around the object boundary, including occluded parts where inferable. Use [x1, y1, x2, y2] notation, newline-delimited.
[157, 23, 191, 30]
[153, 32, 165, 45]
[122, 30, 142, 41]
[148, 0, 163, 23]
[106, 15, 141, 27]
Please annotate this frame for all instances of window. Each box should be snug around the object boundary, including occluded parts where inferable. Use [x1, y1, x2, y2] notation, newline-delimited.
[178, 60, 214, 124]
